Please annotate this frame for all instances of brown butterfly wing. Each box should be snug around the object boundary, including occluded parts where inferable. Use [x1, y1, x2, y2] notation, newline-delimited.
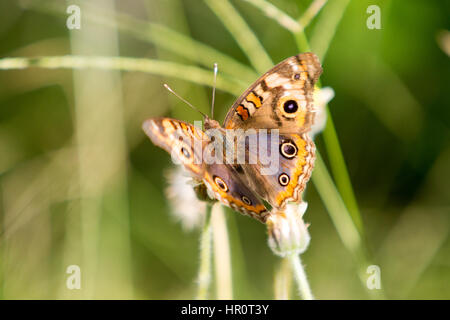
[223, 53, 322, 134]
[142, 118, 208, 178]
[143, 118, 269, 222]
[142, 53, 321, 222]
[202, 163, 269, 222]
[239, 132, 316, 209]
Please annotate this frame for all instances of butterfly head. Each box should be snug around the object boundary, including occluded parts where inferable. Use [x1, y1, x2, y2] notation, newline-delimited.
[203, 117, 221, 130]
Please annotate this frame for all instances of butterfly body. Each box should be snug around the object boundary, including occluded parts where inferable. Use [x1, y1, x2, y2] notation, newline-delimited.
[143, 53, 322, 222]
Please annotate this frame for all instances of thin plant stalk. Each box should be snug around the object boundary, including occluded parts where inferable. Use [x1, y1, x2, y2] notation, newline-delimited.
[294, 31, 311, 53]
[322, 110, 364, 233]
[312, 153, 385, 298]
[309, 0, 351, 61]
[312, 153, 361, 255]
[289, 253, 314, 300]
[274, 257, 292, 300]
[242, 0, 325, 52]
[0, 56, 246, 96]
[204, 0, 273, 73]
[196, 204, 213, 300]
[211, 203, 233, 299]
[298, 0, 328, 28]
[241, 0, 302, 33]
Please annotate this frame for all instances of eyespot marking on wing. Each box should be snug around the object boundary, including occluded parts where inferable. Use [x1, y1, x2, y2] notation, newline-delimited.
[275, 134, 315, 207]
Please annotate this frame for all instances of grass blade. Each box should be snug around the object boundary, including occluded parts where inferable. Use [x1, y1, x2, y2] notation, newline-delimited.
[204, 0, 273, 73]
[241, 0, 302, 33]
[0, 56, 246, 96]
[196, 204, 213, 299]
[322, 109, 364, 233]
[298, 0, 328, 28]
[310, 0, 351, 61]
[211, 203, 233, 299]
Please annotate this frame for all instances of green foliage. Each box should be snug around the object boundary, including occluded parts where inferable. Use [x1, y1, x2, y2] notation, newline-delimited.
[0, 0, 448, 299]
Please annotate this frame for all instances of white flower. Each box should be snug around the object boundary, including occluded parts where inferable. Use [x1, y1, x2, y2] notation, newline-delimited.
[311, 86, 335, 138]
[266, 202, 311, 257]
[165, 166, 207, 231]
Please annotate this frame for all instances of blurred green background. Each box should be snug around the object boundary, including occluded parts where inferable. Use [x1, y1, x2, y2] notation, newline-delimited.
[0, 0, 449, 299]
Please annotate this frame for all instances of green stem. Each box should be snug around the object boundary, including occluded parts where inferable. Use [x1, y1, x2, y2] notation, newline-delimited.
[243, 0, 326, 53]
[294, 31, 311, 52]
[0, 56, 245, 96]
[211, 203, 233, 299]
[274, 257, 292, 300]
[242, 0, 302, 33]
[312, 152, 361, 256]
[289, 253, 314, 300]
[312, 153, 385, 296]
[322, 110, 364, 233]
[298, 0, 328, 28]
[310, 0, 351, 61]
[204, 0, 273, 73]
[196, 204, 213, 300]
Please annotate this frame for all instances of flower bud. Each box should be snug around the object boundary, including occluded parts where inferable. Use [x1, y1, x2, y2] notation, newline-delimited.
[310, 86, 335, 138]
[267, 202, 311, 257]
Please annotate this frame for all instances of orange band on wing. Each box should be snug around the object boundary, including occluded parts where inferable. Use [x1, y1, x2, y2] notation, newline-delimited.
[204, 172, 266, 216]
[246, 91, 262, 108]
[236, 105, 249, 121]
[275, 134, 314, 207]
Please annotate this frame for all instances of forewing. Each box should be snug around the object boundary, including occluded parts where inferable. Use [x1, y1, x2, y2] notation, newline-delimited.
[223, 53, 322, 134]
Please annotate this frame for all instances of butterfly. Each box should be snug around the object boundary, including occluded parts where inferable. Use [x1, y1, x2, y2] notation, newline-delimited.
[142, 53, 322, 223]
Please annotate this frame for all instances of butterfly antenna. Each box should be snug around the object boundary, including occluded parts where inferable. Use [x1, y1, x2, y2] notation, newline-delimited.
[211, 63, 218, 119]
[164, 84, 207, 118]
